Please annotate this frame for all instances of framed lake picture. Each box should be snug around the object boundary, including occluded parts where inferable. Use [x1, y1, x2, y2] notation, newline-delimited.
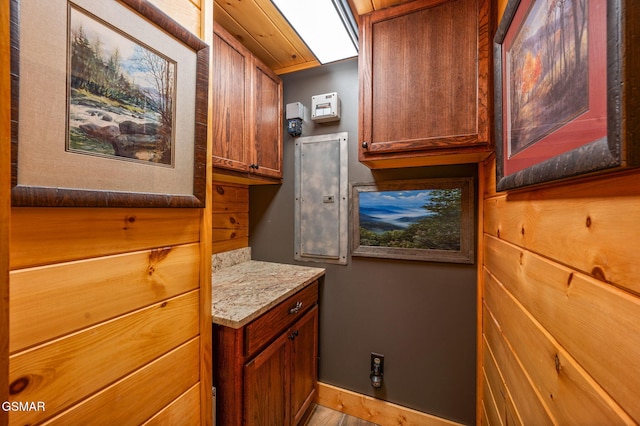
[494, 0, 640, 191]
[351, 178, 474, 264]
[10, 0, 209, 207]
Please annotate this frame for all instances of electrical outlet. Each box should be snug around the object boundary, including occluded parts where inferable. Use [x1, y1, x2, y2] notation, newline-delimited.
[370, 352, 384, 374]
[370, 352, 384, 388]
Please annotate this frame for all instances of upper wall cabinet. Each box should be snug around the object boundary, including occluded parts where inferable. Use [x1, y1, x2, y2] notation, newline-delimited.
[213, 24, 283, 183]
[358, 0, 492, 169]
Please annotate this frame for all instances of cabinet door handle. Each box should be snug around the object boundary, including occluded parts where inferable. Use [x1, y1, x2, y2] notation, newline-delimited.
[288, 330, 299, 340]
[362, 141, 369, 149]
[289, 301, 303, 315]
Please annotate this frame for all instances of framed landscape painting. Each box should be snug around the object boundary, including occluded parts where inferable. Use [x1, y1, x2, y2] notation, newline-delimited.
[68, 6, 176, 166]
[351, 178, 474, 264]
[10, 0, 209, 207]
[494, 0, 640, 191]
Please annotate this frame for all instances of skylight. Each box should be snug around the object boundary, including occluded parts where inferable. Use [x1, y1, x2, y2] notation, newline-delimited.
[271, 0, 358, 64]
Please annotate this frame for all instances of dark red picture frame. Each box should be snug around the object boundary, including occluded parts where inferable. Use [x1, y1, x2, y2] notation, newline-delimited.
[494, 0, 640, 191]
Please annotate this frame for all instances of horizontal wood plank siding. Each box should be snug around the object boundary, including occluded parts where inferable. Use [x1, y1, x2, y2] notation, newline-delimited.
[481, 369, 502, 426]
[480, 8, 640, 419]
[9, 291, 199, 425]
[480, 152, 640, 423]
[484, 265, 634, 423]
[483, 175, 640, 295]
[212, 181, 249, 211]
[41, 338, 200, 425]
[212, 181, 249, 254]
[483, 304, 553, 424]
[484, 233, 640, 422]
[7, 0, 211, 424]
[481, 339, 506, 426]
[10, 243, 200, 352]
[10, 208, 200, 269]
[142, 383, 202, 425]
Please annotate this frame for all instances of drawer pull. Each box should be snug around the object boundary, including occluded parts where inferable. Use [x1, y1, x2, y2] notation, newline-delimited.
[288, 330, 299, 340]
[289, 301, 303, 315]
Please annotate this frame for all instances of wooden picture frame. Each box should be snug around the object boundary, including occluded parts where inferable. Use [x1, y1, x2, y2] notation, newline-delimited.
[10, 0, 209, 207]
[351, 178, 474, 264]
[494, 0, 639, 191]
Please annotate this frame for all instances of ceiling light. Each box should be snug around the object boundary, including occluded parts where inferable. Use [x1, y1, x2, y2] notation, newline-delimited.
[271, 0, 358, 64]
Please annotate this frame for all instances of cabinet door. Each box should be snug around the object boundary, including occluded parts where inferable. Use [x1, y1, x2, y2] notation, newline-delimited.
[359, 0, 490, 162]
[290, 307, 318, 425]
[250, 59, 283, 179]
[212, 29, 250, 172]
[244, 332, 290, 425]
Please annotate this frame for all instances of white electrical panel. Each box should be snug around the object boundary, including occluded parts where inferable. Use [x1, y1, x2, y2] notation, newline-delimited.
[311, 92, 341, 123]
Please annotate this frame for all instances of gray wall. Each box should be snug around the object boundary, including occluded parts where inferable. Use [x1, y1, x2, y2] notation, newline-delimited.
[249, 58, 477, 425]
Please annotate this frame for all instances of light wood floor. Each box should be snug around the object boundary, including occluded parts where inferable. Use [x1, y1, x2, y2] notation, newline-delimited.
[302, 404, 380, 426]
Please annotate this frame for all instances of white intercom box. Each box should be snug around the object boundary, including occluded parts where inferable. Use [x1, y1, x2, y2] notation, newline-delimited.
[285, 102, 304, 120]
[311, 92, 341, 123]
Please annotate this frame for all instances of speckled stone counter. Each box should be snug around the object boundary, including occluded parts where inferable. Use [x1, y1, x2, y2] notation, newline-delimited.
[212, 255, 325, 328]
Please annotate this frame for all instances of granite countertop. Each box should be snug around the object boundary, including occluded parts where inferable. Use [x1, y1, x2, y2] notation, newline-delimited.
[212, 252, 325, 328]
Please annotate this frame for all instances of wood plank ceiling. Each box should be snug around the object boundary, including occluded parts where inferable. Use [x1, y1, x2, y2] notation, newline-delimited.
[213, 0, 415, 74]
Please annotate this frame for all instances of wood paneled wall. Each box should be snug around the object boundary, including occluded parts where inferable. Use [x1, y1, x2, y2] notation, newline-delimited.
[4, 0, 213, 424]
[479, 2, 640, 423]
[479, 156, 640, 424]
[212, 181, 249, 254]
[2, 0, 12, 423]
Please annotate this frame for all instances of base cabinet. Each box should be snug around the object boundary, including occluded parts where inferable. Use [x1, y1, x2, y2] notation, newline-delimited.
[244, 307, 318, 425]
[214, 282, 318, 425]
[244, 331, 289, 425]
[289, 308, 318, 425]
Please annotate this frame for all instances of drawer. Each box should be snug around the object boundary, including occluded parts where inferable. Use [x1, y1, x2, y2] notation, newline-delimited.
[245, 280, 318, 357]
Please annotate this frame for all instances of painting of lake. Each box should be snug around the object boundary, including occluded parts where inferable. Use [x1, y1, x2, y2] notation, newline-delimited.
[67, 6, 176, 165]
[358, 188, 462, 251]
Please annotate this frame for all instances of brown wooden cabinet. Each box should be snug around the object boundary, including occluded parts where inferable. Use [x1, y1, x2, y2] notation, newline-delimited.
[212, 23, 283, 182]
[288, 307, 318, 425]
[358, 0, 492, 168]
[214, 281, 318, 425]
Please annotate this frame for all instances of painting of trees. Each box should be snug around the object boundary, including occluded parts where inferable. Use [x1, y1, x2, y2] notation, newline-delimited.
[353, 179, 474, 263]
[70, 25, 147, 113]
[507, 0, 589, 156]
[358, 188, 463, 251]
[67, 6, 176, 164]
[131, 47, 175, 134]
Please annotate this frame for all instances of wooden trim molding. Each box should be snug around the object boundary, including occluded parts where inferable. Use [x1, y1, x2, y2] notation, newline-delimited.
[317, 383, 463, 426]
[200, 0, 214, 423]
[1, 0, 11, 422]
